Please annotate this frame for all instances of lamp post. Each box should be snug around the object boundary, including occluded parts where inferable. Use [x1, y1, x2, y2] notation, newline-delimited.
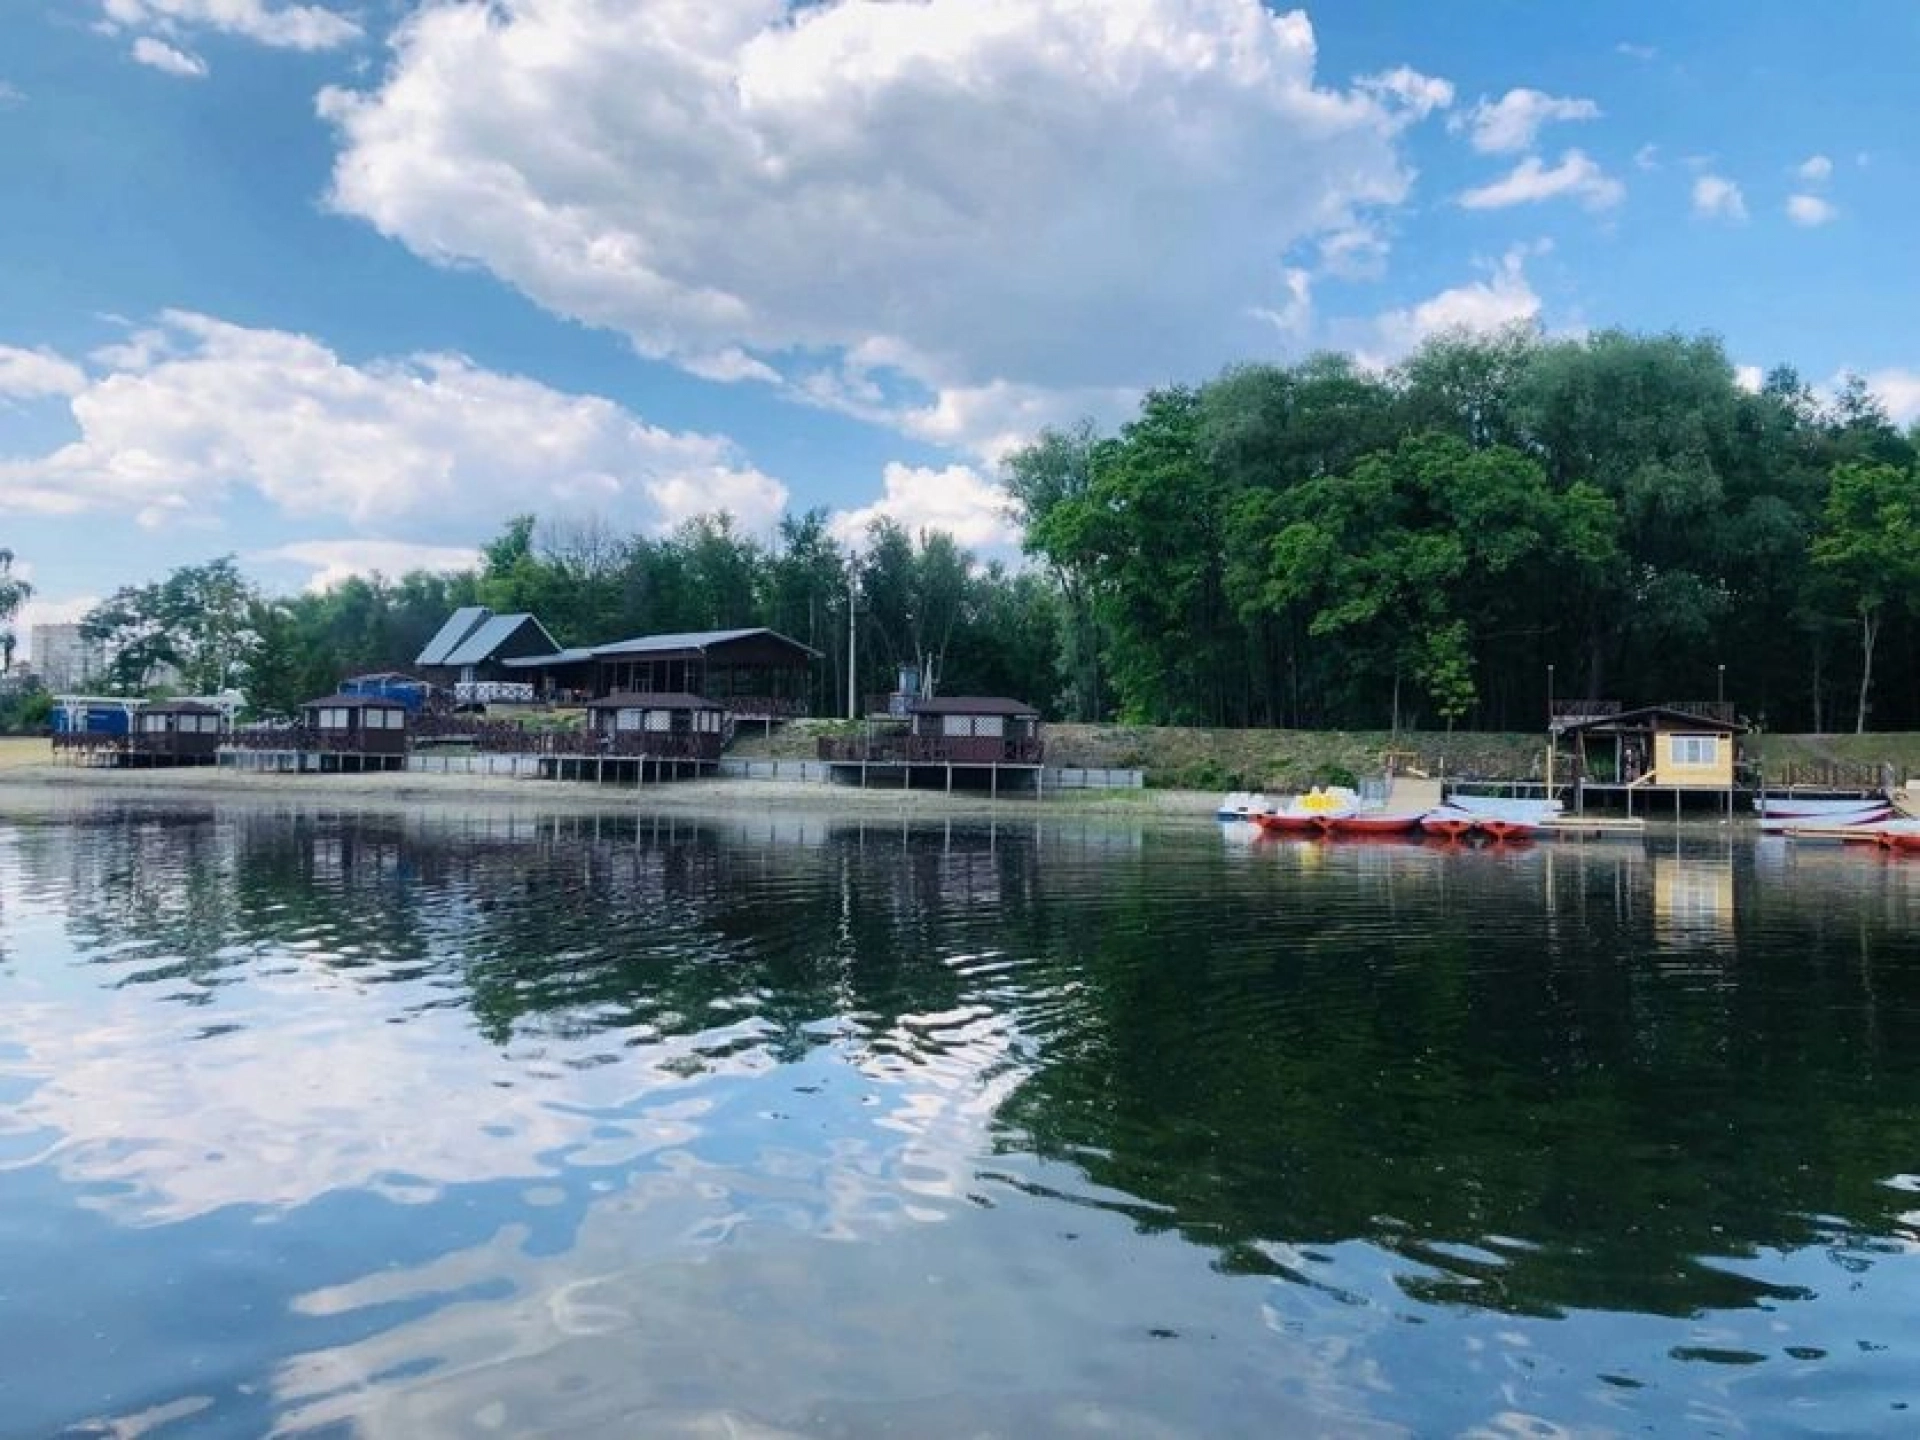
[1717, 663, 1725, 707]
[846, 564, 859, 720]
[1546, 664, 1556, 794]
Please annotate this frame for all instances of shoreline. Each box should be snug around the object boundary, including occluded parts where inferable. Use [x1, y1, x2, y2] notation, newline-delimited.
[0, 762, 1223, 823]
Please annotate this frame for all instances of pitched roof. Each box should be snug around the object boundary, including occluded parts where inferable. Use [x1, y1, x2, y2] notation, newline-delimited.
[302, 694, 410, 710]
[910, 696, 1040, 717]
[590, 627, 819, 658]
[1555, 703, 1745, 735]
[416, 605, 490, 666]
[441, 612, 560, 667]
[586, 691, 725, 710]
[500, 647, 597, 669]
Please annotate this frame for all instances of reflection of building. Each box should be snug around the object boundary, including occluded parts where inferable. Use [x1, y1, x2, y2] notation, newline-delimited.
[1653, 853, 1735, 946]
[30, 623, 103, 692]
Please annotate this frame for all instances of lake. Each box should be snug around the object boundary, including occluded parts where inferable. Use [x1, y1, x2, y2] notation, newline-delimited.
[2, 797, 1918, 1437]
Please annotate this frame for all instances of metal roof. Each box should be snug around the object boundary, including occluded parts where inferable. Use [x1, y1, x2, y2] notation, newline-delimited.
[590, 627, 820, 659]
[910, 696, 1040, 716]
[586, 691, 725, 710]
[441, 613, 560, 667]
[501, 648, 596, 669]
[416, 606, 489, 666]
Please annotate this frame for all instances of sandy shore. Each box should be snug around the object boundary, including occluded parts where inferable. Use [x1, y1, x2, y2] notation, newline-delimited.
[0, 751, 1220, 823]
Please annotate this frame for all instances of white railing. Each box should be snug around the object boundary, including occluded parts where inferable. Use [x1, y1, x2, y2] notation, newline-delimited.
[454, 681, 536, 705]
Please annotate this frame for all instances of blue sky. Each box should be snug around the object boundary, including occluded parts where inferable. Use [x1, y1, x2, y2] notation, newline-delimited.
[3, 1, 1916, 657]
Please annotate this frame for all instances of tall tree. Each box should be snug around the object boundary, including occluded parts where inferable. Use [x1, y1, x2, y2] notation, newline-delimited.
[83, 557, 261, 694]
[0, 548, 30, 674]
[1810, 460, 1920, 732]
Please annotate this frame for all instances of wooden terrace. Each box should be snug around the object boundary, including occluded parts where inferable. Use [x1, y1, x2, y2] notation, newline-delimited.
[819, 696, 1045, 795]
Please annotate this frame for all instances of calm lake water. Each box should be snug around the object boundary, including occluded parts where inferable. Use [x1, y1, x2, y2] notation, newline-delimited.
[2, 798, 1919, 1437]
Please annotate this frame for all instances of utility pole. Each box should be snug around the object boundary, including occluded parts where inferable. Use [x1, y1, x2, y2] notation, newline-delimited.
[846, 563, 858, 720]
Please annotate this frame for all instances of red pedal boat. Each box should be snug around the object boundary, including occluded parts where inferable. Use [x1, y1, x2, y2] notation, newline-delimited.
[1323, 811, 1426, 837]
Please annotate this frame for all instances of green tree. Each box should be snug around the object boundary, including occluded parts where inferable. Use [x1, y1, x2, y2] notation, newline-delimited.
[0, 547, 31, 673]
[83, 557, 261, 695]
[1810, 460, 1920, 732]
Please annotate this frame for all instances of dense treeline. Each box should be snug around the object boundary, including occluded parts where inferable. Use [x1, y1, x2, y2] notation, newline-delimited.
[42, 325, 1920, 733]
[1007, 326, 1920, 733]
[75, 514, 1061, 721]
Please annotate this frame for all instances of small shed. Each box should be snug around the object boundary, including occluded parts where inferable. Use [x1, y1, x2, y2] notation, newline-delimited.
[300, 694, 410, 758]
[131, 700, 224, 763]
[585, 692, 726, 760]
[1554, 703, 1743, 790]
[909, 697, 1044, 763]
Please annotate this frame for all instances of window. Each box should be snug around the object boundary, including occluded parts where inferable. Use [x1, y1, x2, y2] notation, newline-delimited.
[615, 708, 643, 731]
[645, 709, 671, 732]
[1670, 734, 1719, 766]
[318, 707, 349, 730]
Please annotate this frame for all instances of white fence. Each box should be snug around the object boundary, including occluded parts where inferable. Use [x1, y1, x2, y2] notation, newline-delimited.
[408, 753, 545, 777]
[715, 759, 834, 782]
[1043, 766, 1145, 790]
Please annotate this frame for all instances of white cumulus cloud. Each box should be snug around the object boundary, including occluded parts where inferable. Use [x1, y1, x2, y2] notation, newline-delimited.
[1860, 369, 1920, 425]
[131, 36, 208, 78]
[0, 313, 789, 537]
[1348, 244, 1544, 371]
[251, 540, 486, 593]
[0, 344, 88, 400]
[831, 463, 1020, 552]
[1356, 65, 1455, 121]
[1691, 174, 1747, 222]
[98, 0, 359, 50]
[1451, 88, 1601, 154]
[1459, 150, 1624, 210]
[1734, 365, 1764, 394]
[1795, 154, 1833, 184]
[1786, 193, 1837, 227]
[319, 0, 1427, 441]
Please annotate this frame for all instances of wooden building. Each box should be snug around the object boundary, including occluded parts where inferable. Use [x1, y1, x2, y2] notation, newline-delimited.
[52, 697, 222, 767]
[128, 700, 224, 765]
[818, 696, 1045, 794]
[1551, 702, 1745, 816]
[585, 692, 726, 760]
[504, 627, 818, 720]
[415, 607, 562, 703]
[537, 692, 726, 784]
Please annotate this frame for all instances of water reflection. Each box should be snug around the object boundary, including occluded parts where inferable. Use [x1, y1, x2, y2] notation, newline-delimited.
[3, 799, 1920, 1435]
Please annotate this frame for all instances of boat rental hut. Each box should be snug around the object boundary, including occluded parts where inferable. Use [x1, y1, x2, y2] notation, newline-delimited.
[543, 691, 727, 784]
[296, 693, 410, 772]
[818, 695, 1045, 795]
[128, 700, 225, 766]
[1551, 702, 1745, 817]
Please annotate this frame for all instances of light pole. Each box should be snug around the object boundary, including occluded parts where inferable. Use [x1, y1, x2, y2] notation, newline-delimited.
[846, 564, 859, 720]
[1546, 664, 1556, 793]
[1717, 663, 1725, 707]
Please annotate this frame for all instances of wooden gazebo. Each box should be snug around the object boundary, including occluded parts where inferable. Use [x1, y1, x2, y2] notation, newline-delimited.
[296, 694, 410, 771]
[128, 700, 224, 765]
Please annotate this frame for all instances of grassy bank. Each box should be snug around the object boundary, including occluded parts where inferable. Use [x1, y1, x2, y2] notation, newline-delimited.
[733, 720, 1547, 790]
[735, 721, 1920, 791]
